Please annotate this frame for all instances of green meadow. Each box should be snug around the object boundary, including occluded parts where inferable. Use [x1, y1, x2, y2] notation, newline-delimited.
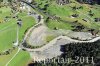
[0, 6, 35, 66]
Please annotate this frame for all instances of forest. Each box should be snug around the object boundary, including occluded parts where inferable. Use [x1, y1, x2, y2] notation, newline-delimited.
[28, 40, 100, 66]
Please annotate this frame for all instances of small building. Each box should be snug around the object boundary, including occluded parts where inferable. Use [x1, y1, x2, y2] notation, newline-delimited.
[94, 18, 100, 22]
[17, 19, 22, 27]
[56, 0, 69, 5]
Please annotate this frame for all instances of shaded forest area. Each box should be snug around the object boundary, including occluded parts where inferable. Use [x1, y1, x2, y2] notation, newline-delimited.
[76, 0, 100, 5]
[28, 40, 100, 66]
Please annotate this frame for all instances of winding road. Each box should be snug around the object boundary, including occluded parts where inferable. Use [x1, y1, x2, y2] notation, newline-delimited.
[23, 35, 100, 52]
[20, 0, 100, 52]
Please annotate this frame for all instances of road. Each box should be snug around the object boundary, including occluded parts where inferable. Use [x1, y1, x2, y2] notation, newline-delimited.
[19, 0, 100, 52]
[23, 35, 100, 52]
[22, 15, 44, 43]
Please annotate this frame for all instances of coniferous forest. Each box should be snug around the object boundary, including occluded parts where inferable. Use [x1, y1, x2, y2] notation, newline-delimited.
[28, 40, 100, 66]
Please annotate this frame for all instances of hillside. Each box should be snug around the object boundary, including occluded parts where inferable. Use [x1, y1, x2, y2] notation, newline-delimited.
[0, 0, 100, 66]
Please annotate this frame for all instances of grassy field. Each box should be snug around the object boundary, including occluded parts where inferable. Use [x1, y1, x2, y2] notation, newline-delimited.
[0, 6, 35, 66]
[0, 48, 31, 66]
[8, 50, 31, 66]
[47, 2, 73, 17]
[0, 48, 18, 66]
[0, 23, 16, 52]
[0, 6, 11, 19]
[47, 1, 100, 28]
[0, 6, 36, 52]
[46, 35, 57, 43]
[46, 19, 73, 30]
[35, 0, 100, 30]
[0, 16, 36, 52]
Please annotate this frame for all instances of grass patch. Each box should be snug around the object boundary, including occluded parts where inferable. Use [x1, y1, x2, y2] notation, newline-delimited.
[0, 21, 16, 52]
[0, 6, 36, 52]
[46, 35, 56, 43]
[46, 19, 73, 30]
[0, 48, 18, 66]
[0, 16, 36, 52]
[47, 3, 73, 17]
[35, 0, 100, 30]
[8, 50, 30, 66]
[0, 6, 11, 20]
[19, 16, 36, 41]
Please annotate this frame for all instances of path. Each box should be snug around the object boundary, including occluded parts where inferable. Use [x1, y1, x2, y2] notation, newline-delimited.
[5, 48, 21, 66]
[23, 35, 100, 52]
[13, 25, 19, 46]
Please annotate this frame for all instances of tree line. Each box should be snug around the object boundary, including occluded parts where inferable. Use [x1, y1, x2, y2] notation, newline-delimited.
[76, 0, 100, 5]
